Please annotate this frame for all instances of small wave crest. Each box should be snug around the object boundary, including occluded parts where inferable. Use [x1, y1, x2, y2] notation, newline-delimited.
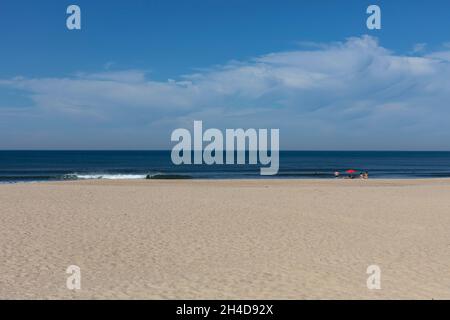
[62, 173, 193, 180]
[63, 173, 148, 180]
[147, 174, 192, 179]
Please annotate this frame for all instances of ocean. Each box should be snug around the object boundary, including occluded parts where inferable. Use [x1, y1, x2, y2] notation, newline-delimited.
[1, 151, 450, 183]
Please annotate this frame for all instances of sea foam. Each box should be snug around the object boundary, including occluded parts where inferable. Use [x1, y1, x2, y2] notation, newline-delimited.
[63, 173, 149, 180]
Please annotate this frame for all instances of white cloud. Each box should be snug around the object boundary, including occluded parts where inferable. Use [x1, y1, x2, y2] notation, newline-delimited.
[411, 43, 427, 54]
[1, 35, 450, 149]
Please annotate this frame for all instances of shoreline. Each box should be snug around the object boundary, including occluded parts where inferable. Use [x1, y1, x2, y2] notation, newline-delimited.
[3, 176, 450, 185]
[2, 178, 450, 299]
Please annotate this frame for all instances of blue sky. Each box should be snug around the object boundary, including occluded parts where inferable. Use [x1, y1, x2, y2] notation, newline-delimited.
[1, 0, 450, 150]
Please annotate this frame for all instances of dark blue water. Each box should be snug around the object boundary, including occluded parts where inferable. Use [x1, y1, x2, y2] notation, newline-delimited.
[1, 151, 450, 182]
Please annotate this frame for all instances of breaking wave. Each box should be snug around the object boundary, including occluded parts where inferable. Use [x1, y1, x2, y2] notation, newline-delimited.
[63, 173, 148, 180]
[62, 173, 193, 180]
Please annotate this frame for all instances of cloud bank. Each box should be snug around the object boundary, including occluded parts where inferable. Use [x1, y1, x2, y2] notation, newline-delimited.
[1, 35, 450, 150]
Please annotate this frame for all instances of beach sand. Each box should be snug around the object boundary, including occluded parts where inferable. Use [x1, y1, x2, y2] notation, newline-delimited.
[1, 178, 450, 299]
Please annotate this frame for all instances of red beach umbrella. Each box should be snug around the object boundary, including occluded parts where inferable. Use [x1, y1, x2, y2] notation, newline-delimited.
[346, 169, 357, 174]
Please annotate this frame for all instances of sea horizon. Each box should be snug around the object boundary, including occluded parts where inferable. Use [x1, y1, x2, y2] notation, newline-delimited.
[2, 150, 450, 182]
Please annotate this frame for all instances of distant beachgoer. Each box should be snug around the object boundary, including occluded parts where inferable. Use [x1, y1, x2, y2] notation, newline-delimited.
[334, 171, 340, 178]
[364, 171, 369, 179]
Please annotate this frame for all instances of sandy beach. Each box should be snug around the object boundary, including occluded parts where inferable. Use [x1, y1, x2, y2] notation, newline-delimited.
[1, 178, 450, 299]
